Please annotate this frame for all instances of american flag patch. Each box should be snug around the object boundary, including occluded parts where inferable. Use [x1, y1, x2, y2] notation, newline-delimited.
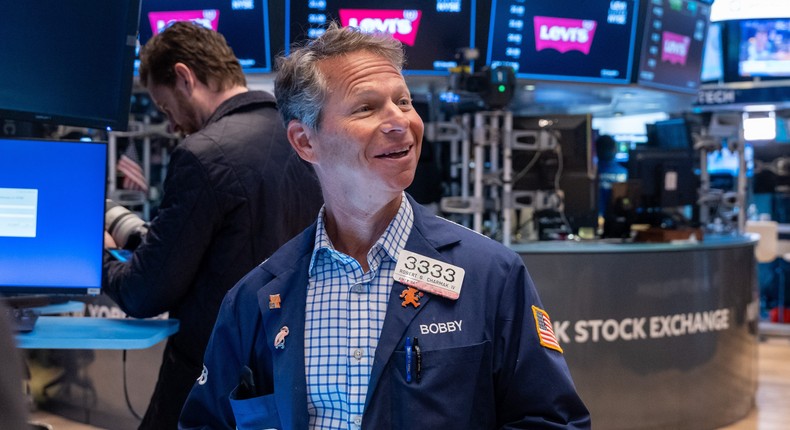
[532, 305, 563, 353]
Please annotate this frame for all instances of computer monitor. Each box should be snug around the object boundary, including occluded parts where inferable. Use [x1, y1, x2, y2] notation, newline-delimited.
[0, 138, 107, 299]
[0, 0, 141, 131]
[646, 118, 693, 150]
[627, 147, 698, 210]
[486, 0, 639, 84]
[137, 0, 274, 74]
[285, 0, 478, 75]
[512, 115, 598, 232]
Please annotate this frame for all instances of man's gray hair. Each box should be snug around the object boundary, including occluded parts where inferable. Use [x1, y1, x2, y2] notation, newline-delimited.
[274, 22, 405, 130]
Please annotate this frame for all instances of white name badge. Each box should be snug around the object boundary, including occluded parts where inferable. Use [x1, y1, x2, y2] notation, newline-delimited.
[393, 250, 465, 300]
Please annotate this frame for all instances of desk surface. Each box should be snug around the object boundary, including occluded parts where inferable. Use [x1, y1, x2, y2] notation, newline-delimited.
[15, 317, 179, 350]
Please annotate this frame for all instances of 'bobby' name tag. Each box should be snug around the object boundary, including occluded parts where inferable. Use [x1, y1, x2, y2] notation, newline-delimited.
[393, 250, 465, 300]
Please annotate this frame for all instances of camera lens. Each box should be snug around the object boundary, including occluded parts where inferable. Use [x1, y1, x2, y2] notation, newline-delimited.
[105, 199, 148, 249]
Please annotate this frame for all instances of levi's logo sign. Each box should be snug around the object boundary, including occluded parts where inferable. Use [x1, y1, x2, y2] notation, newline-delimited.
[339, 9, 422, 46]
[148, 10, 220, 35]
[661, 31, 691, 65]
[534, 16, 597, 55]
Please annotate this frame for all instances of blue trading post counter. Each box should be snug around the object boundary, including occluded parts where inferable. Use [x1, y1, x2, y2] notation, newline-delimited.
[514, 235, 759, 430]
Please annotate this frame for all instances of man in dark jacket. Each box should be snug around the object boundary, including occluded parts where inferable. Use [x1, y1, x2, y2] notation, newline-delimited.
[102, 21, 322, 429]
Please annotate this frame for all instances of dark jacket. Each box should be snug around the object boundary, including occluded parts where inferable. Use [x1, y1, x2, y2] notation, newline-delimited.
[103, 90, 323, 429]
[180, 195, 590, 430]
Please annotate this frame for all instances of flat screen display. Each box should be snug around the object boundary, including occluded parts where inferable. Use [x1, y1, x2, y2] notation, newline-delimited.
[285, 0, 478, 75]
[636, 0, 711, 94]
[738, 19, 790, 78]
[486, 0, 639, 84]
[707, 144, 754, 177]
[0, 0, 140, 131]
[0, 138, 107, 296]
[137, 0, 273, 73]
[700, 22, 723, 82]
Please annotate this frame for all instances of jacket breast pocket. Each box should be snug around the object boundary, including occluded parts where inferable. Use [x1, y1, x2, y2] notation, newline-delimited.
[229, 385, 282, 430]
[388, 341, 494, 429]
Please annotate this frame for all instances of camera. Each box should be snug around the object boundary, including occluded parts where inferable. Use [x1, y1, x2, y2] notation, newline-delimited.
[105, 199, 148, 250]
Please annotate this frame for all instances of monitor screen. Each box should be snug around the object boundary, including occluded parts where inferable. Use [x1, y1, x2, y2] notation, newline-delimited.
[647, 118, 692, 149]
[627, 147, 697, 209]
[486, 0, 639, 84]
[285, 0, 478, 75]
[0, 138, 107, 297]
[137, 0, 274, 73]
[636, 0, 711, 94]
[700, 22, 724, 82]
[707, 144, 754, 177]
[737, 19, 790, 79]
[0, 0, 141, 131]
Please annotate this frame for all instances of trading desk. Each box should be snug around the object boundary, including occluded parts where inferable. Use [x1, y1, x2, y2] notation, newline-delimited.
[15, 317, 179, 350]
[513, 234, 758, 430]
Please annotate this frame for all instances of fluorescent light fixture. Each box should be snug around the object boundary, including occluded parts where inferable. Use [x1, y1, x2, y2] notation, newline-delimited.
[742, 111, 776, 141]
[711, 0, 790, 21]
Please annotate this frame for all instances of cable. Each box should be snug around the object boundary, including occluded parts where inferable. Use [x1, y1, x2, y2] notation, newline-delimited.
[122, 349, 143, 421]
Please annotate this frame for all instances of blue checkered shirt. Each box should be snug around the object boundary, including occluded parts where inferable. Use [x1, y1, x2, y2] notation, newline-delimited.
[305, 194, 414, 430]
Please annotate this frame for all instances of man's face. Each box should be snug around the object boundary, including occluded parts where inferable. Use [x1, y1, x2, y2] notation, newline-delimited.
[147, 83, 201, 135]
[306, 50, 424, 200]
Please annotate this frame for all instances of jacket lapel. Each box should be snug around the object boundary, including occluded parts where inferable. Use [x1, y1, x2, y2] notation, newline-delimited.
[255, 226, 315, 430]
[365, 198, 461, 410]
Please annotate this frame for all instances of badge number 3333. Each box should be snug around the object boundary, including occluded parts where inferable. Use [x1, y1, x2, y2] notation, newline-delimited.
[393, 250, 465, 300]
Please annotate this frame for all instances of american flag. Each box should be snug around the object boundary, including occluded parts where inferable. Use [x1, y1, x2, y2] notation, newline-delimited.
[532, 306, 563, 353]
[117, 143, 148, 193]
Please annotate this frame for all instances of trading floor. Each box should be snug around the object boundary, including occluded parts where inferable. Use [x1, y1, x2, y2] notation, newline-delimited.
[26, 336, 790, 430]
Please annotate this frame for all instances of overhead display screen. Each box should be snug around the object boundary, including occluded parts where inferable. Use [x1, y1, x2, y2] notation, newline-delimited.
[486, 0, 639, 84]
[137, 0, 273, 73]
[285, 0, 478, 75]
[737, 19, 790, 79]
[636, 0, 711, 93]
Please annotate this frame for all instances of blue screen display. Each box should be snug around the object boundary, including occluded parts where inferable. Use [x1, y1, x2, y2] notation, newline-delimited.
[486, 0, 639, 83]
[0, 138, 107, 295]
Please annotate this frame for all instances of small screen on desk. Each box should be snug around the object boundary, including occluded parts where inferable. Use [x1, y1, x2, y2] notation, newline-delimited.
[0, 138, 106, 296]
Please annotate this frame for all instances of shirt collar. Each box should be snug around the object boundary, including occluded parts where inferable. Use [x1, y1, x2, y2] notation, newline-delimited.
[308, 192, 414, 275]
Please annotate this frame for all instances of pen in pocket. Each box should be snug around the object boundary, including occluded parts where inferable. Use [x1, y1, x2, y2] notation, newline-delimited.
[405, 337, 412, 383]
[413, 337, 421, 383]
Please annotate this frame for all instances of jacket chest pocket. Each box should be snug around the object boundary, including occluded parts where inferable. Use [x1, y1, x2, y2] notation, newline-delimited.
[387, 341, 494, 429]
[229, 386, 282, 430]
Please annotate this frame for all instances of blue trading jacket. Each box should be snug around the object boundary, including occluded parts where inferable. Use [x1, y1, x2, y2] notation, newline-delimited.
[180, 196, 591, 429]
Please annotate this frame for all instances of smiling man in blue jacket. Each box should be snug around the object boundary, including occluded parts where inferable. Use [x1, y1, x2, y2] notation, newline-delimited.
[179, 22, 590, 430]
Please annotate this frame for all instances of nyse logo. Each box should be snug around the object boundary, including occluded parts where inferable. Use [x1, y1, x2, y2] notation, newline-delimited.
[661, 31, 691, 65]
[534, 16, 597, 55]
[339, 9, 422, 46]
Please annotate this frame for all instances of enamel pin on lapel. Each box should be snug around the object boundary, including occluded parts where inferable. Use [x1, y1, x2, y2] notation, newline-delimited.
[274, 326, 289, 349]
[394, 250, 466, 300]
[399, 286, 424, 308]
[269, 294, 281, 309]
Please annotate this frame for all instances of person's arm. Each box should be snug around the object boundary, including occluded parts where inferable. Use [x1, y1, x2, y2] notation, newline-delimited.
[103, 146, 219, 317]
[494, 259, 591, 429]
[179, 282, 252, 429]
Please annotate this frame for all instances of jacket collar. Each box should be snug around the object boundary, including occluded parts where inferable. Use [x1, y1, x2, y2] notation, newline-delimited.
[205, 90, 277, 127]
